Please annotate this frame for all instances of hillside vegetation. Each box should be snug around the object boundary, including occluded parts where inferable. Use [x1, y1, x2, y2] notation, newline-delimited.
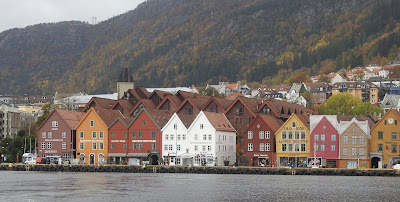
[0, 0, 399, 94]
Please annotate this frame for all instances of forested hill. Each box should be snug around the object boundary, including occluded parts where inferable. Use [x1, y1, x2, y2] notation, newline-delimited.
[0, 0, 399, 94]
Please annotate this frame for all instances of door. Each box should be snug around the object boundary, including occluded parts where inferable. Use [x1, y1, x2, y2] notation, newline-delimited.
[151, 155, 158, 165]
[371, 157, 380, 168]
[89, 154, 95, 165]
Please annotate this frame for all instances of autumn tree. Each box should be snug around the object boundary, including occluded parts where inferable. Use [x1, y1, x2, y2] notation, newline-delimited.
[319, 92, 383, 116]
[288, 72, 311, 84]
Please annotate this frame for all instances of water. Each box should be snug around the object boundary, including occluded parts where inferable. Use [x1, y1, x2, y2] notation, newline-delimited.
[0, 171, 397, 201]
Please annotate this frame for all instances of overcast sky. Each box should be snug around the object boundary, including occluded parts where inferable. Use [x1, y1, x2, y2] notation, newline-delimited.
[0, 0, 147, 32]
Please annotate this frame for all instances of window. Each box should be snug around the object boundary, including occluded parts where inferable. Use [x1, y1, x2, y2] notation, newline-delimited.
[282, 131, 287, 139]
[164, 144, 168, 151]
[320, 144, 325, 152]
[392, 132, 397, 140]
[208, 145, 211, 151]
[282, 144, 287, 152]
[138, 143, 143, 150]
[259, 131, 264, 139]
[123, 132, 127, 139]
[52, 121, 58, 127]
[99, 132, 104, 138]
[315, 144, 318, 152]
[110, 143, 114, 150]
[301, 144, 306, 152]
[79, 143, 84, 150]
[62, 142, 66, 149]
[301, 131, 306, 139]
[99, 143, 104, 150]
[314, 134, 319, 141]
[248, 143, 253, 151]
[42, 132, 46, 138]
[47, 142, 52, 149]
[352, 136, 357, 144]
[331, 144, 336, 152]
[289, 144, 293, 152]
[149, 131, 156, 139]
[90, 120, 94, 127]
[292, 121, 296, 128]
[359, 136, 364, 144]
[174, 124, 177, 129]
[110, 132, 115, 139]
[352, 148, 357, 156]
[359, 148, 364, 156]
[92, 132, 97, 138]
[378, 144, 383, 152]
[92, 143, 97, 150]
[176, 158, 181, 165]
[48, 132, 52, 138]
[151, 143, 156, 150]
[248, 131, 253, 139]
[392, 145, 397, 153]
[41, 142, 45, 149]
[288, 131, 293, 139]
[343, 148, 348, 156]
[331, 134, 336, 141]
[208, 134, 212, 140]
[177, 144, 180, 151]
[265, 131, 270, 139]
[200, 124, 204, 129]
[141, 120, 146, 126]
[295, 131, 299, 139]
[132, 143, 137, 150]
[62, 132, 66, 138]
[194, 145, 198, 151]
[203, 134, 207, 140]
[195, 134, 198, 140]
[138, 132, 143, 139]
[260, 143, 264, 151]
[343, 136, 348, 144]
[183, 134, 186, 140]
[165, 134, 168, 140]
[266, 143, 270, 151]
[321, 134, 325, 141]
[202, 145, 206, 151]
[168, 145, 172, 151]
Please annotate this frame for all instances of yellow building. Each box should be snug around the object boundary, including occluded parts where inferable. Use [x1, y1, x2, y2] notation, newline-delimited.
[332, 82, 379, 104]
[275, 113, 310, 167]
[370, 109, 400, 168]
[75, 108, 123, 165]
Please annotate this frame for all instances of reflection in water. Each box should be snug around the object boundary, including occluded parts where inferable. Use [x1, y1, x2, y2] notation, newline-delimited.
[0, 171, 397, 201]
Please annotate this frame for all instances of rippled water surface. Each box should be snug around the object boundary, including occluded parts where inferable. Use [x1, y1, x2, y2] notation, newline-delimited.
[0, 171, 397, 201]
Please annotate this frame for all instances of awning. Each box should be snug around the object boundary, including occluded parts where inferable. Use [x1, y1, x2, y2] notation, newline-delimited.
[199, 156, 215, 160]
[177, 153, 195, 159]
[108, 153, 127, 157]
[127, 153, 149, 158]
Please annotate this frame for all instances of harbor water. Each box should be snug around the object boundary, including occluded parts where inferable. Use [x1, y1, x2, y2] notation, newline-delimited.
[0, 171, 397, 201]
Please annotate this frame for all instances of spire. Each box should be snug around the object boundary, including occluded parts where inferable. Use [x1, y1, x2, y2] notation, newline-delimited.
[118, 67, 134, 82]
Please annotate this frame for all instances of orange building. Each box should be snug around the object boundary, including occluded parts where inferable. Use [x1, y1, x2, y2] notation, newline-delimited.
[332, 82, 378, 104]
[370, 109, 400, 168]
[75, 108, 124, 164]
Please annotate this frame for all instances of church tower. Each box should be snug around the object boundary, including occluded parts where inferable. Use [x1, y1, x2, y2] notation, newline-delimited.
[117, 67, 134, 99]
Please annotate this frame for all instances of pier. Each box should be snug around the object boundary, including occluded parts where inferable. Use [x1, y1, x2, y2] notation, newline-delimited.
[1, 164, 400, 177]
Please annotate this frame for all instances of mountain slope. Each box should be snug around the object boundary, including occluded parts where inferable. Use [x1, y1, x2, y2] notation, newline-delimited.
[0, 0, 399, 94]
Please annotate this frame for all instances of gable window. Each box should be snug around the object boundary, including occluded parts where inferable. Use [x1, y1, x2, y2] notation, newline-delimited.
[359, 136, 364, 144]
[248, 143, 253, 151]
[182, 134, 186, 140]
[331, 134, 336, 141]
[52, 121, 58, 127]
[292, 121, 296, 128]
[165, 134, 168, 140]
[132, 132, 137, 139]
[174, 124, 177, 129]
[42, 132, 46, 138]
[288, 131, 293, 139]
[152, 132, 156, 139]
[259, 131, 264, 139]
[295, 131, 300, 139]
[99, 132, 104, 138]
[48, 132, 52, 138]
[92, 132, 97, 138]
[352, 136, 357, 144]
[141, 120, 146, 126]
[282, 131, 287, 139]
[265, 131, 270, 139]
[110, 132, 115, 139]
[321, 134, 325, 141]
[90, 120, 94, 127]
[200, 124, 204, 129]
[236, 108, 243, 115]
[343, 136, 348, 144]
[314, 134, 319, 141]
[80, 132, 84, 139]
[123, 132, 128, 139]
[62, 132, 66, 138]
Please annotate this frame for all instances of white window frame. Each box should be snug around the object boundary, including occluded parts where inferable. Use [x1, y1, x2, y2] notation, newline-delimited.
[79, 143, 84, 150]
[260, 143, 264, 151]
[52, 121, 58, 127]
[248, 143, 253, 151]
[266, 143, 270, 151]
[48, 132, 52, 138]
[62, 132, 66, 138]
[42, 132, 46, 138]
[265, 131, 270, 139]
[62, 142, 66, 149]
[248, 131, 253, 139]
[90, 120, 94, 127]
[259, 131, 264, 139]
[41, 142, 46, 149]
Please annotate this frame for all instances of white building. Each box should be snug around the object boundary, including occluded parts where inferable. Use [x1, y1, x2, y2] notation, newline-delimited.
[162, 111, 236, 166]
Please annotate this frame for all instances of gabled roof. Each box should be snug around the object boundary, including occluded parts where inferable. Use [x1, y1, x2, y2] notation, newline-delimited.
[149, 90, 172, 101]
[37, 109, 85, 130]
[226, 92, 243, 100]
[276, 113, 310, 133]
[381, 94, 400, 108]
[202, 111, 236, 132]
[135, 86, 151, 98]
[337, 115, 376, 129]
[257, 98, 317, 117]
[76, 108, 124, 129]
[177, 113, 197, 129]
[156, 95, 182, 110]
[370, 108, 400, 131]
[201, 96, 233, 112]
[123, 89, 143, 100]
[81, 97, 116, 112]
[111, 99, 135, 113]
[257, 114, 283, 132]
[129, 99, 157, 116]
[108, 117, 133, 128]
[225, 96, 260, 117]
[175, 97, 210, 114]
[309, 115, 338, 132]
[128, 108, 172, 129]
[175, 90, 210, 101]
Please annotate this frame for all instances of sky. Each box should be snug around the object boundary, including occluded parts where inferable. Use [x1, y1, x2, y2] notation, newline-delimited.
[0, 0, 147, 32]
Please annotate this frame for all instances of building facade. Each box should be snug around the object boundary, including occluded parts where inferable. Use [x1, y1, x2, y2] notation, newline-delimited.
[332, 82, 379, 104]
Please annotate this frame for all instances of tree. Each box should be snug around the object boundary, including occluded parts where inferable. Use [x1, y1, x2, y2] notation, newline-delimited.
[288, 72, 311, 84]
[320, 92, 383, 116]
[35, 103, 53, 128]
[317, 75, 330, 83]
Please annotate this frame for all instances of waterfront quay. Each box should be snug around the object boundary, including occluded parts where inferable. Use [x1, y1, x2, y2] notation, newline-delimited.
[2, 164, 399, 177]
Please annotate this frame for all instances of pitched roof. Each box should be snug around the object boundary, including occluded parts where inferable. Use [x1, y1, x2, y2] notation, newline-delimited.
[258, 98, 317, 118]
[144, 109, 173, 129]
[381, 94, 400, 108]
[150, 90, 172, 101]
[337, 115, 376, 129]
[95, 108, 125, 126]
[37, 109, 85, 130]
[112, 99, 135, 113]
[202, 111, 235, 132]
[81, 97, 117, 112]
[225, 96, 260, 117]
[258, 114, 283, 132]
[176, 113, 197, 128]
[135, 86, 151, 98]
[156, 95, 183, 110]
[226, 92, 243, 100]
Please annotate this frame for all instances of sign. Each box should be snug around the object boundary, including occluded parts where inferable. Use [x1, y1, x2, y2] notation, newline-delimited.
[111, 140, 126, 143]
[190, 142, 211, 144]
[80, 140, 104, 143]
[52, 128, 58, 131]
[278, 140, 308, 144]
[283, 127, 305, 130]
[254, 154, 269, 157]
[45, 139, 63, 142]
[45, 150, 57, 154]
[132, 140, 156, 143]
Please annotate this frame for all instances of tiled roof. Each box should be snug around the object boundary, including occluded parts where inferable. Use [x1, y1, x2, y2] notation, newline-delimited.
[55, 109, 85, 129]
[95, 108, 125, 126]
[93, 97, 117, 109]
[381, 94, 400, 108]
[115, 99, 135, 113]
[258, 114, 283, 132]
[337, 115, 376, 129]
[260, 98, 316, 117]
[177, 113, 197, 128]
[145, 109, 173, 129]
[202, 111, 235, 132]
[212, 97, 233, 110]
[297, 113, 310, 130]
[136, 86, 151, 98]
[226, 92, 243, 100]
